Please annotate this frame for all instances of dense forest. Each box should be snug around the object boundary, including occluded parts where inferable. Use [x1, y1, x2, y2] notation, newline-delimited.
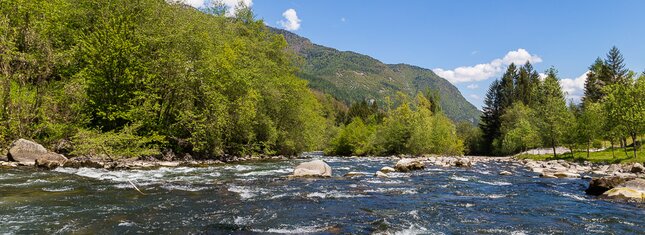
[473, 47, 644, 158]
[0, 0, 463, 159]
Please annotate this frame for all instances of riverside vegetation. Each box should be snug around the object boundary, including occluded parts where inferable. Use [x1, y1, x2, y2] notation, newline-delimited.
[0, 0, 643, 163]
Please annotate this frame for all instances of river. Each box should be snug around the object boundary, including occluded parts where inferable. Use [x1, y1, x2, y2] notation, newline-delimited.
[1, 157, 643, 234]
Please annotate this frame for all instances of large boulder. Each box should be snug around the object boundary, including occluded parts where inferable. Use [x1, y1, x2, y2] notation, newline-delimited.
[8, 139, 49, 165]
[0, 155, 8, 162]
[35, 153, 68, 170]
[455, 158, 472, 168]
[394, 158, 425, 172]
[601, 187, 645, 201]
[292, 160, 332, 177]
[585, 176, 632, 195]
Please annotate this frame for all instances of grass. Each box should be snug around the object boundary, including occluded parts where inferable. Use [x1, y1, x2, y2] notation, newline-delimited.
[516, 146, 645, 164]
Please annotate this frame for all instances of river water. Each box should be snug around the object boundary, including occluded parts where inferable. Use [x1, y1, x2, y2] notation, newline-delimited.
[0, 157, 643, 234]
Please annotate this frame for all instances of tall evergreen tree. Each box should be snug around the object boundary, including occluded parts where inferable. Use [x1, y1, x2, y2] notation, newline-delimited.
[603, 46, 628, 84]
[479, 80, 503, 154]
[583, 58, 607, 103]
[499, 64, 517, 109]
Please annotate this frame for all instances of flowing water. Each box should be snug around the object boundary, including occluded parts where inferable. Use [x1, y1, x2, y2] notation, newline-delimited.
[0, 157, 643, 234]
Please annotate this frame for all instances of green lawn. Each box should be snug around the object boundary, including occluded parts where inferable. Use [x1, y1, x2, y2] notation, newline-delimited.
[516, 146, 645, 164]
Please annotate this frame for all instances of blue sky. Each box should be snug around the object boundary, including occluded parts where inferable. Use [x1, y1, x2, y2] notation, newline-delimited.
[190, 0, 645, 109]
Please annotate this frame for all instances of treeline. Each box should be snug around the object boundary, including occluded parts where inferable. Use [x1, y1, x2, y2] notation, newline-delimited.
[473, 47, 644, 158]
[324, 91, 463, 156]
[0, 0, 466, 159]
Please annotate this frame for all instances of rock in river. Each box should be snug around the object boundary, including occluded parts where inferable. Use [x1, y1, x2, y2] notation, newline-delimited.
[8, 139, 49, 165]
[380, 166, 396, 173]
[394, 158, 425, 172]
[585, 176, 633, 196]
[292, 160, 332, 177]
[499, 171, 512, 176]
[35, 153, 68, 170]
[375, 171, 388, 178]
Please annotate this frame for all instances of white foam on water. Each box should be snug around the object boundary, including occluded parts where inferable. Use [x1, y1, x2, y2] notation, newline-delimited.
[365, 179, 405, 185]
[227, 185, 269, 200]
[234, 216, 255, 225]
[42, 186, 74, 192]
[306, 190, 367, 199]
[161, 184, 208, 192]
[118, 221, 136, 227]
[255, 225, 329, 234]
[552, 190, 587, 201]
[478, 180, 512, 186]
[375, 224, 431, 235]
[238, 168, 291, 177]
[450, 176, 469, 182]
[223, 165, 254, 171]
[365, 187, 417, 195]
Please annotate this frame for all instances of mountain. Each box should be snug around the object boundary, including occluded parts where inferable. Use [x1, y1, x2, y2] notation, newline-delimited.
[270, 28, 481, 123]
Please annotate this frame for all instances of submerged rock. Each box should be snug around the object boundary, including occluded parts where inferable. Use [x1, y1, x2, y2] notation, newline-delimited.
[380, 166, 396, 173]
[375, 171, 388, 178]
[553, 172, 580, 178]
[8, 139, 48, 165]
[394, 158, 425, 172]
[344, 172, 368, 177]
[292, 160, 332, 177]
[35, 153, 68, 170]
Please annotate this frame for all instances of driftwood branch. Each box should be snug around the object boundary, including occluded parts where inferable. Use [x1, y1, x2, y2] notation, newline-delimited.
[128, 180, 146, 195]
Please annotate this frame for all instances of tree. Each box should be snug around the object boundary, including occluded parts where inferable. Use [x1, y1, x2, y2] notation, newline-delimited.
[499, 103, 540, 154]
[603, 74, 645, 158]
[536, 68, 572, 158]
[603, 46, 629, 84]
[576, 101, 603, 158]
[480, 80, 503, 154]
[583, 58, 607, 103]
[327, 117, 375, 156]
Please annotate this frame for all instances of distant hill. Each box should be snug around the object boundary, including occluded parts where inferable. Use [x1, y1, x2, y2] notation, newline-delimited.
[270, 28, 481, 123]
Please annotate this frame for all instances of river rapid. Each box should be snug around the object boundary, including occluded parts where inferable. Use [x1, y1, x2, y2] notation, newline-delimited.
[1, 157, 643, 234]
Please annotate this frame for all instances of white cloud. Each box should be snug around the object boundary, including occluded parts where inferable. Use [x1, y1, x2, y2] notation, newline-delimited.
[560, 71, 588, 103]
[278, 9, 301, 31]
[181, 0, 253, 16]
[433, 48, 542, 84]
[466, 84, 479, 89]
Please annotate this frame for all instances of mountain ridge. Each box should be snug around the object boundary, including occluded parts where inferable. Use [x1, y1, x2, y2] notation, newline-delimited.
[270, 27, 481, 123]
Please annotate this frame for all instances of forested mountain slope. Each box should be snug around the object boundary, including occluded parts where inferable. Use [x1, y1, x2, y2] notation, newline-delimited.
[271, 28, 481, 122]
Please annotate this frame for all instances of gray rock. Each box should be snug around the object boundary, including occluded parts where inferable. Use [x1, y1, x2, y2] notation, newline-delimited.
[553, 172, 580, 178]
[8, 139, 48, 164]
[499, 171, 512, 176]
[292, 160, 332, 177]
[394, 158, 425, 172]
[344, 171, 368, 177]
[455, 158, 472, 167]
[35, 153, 68, 170]
[0, 155, 8, 162]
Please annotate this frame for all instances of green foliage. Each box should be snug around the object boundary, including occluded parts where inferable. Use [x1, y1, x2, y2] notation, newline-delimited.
[602, 74, 645, 158]
[535, 68, 573, 157]
[499, 103, 540, 154]
[0, 0, 326, 158]
[326, 117, 376, 156]
[71, 125, 164, 159]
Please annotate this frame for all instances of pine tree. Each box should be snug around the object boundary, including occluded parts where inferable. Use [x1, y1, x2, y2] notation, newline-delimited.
[500, 64, 517, 109]
[604, 46, 628, 84]
[583, 58, 607, 103]
[479, 80, 503, 154]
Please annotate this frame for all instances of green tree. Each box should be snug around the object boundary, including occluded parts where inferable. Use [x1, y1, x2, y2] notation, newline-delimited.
[499, 103, 540, 154]
[603, 74, 645, 158]
[536, 68, 572, 158]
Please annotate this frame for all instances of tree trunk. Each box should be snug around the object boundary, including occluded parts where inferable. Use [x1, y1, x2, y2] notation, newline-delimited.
[552, 140, 557, 158]
[632, 134, 637, 159]
[611, 140, 615, 159]
[586, 139, 590, 159]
